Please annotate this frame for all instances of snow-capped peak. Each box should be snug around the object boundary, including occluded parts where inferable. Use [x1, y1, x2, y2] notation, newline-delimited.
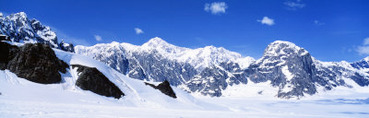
[256, 40, 311, 71]
[264, 40, 309, 57]
[363, 56, 369, 62]
[143, 37, 173, 48]
[203, 45, 221, 52]
[7, 12, 28, 21]
[0, 12, 74, 52]
[110, 41, 121, 46]
[3, 12, 29, 29]
[141, 37, 189, 54]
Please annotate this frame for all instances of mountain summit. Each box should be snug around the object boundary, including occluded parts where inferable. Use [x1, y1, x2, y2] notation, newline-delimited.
[0, 12, 74, 52]
[263, 40, 309, 57]
[142, 37, 174, 48]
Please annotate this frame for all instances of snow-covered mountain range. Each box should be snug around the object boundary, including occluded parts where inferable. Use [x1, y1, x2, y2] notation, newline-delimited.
[75, 37, 256, 97]
[76, 38, 369, 99]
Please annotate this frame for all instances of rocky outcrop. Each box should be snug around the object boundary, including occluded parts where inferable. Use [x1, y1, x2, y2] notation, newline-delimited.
[145, 80, 177, 98]
[0, 35, 10, 41]
[59, 40, 75, 52]
[3, 43, 69, 84]
[0, 42, 19, 70]
[72, 64, 124, 99]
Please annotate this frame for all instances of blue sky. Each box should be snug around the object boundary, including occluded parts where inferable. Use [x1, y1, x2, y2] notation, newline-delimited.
[1, 0, 369, 62]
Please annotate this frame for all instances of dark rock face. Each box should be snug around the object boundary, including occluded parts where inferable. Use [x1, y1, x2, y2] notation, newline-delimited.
[0, 35, 10, 41]
[72, 64, 124, 99]
[0, 42, 19, 70]
[5, 43, 69, 84]
[145, 80, 177, 98]
[59, 40, 75, 52]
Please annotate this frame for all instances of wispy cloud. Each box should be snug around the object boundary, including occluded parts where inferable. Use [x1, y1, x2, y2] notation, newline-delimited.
[284, 0, 305, 10]
[314, 20, 325, 25]
[257, 16, 275, 26]
[94, 35, 102, 41]
[134, 28, 144, 34]
[204, 2, 228, 15]
[357, 37, 369, 55]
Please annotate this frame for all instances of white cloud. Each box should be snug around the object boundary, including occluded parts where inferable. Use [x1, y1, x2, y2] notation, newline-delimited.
[134, 28, 144, 34]
[284, 1, 305, 10]
[258, 16, 275, 26]
[357, 46, 369, 55]
[94, 35, 102, 41]
[204, 2, 228, 15]
[314, 20, 325, 25]
[357, 37, 369, 55]
[0, 12, 3, 17]
[363, 37, 369, 45]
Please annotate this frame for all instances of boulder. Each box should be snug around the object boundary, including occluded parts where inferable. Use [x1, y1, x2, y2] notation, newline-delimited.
[0, 42, 19, 70]
[2, 43, 68, 84]
[145, 80, 177, 98]
[72, 64, 124, 99]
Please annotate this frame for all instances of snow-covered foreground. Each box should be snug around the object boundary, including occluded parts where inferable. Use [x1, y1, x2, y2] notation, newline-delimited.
[1, 77, 368, 118]
[1, 49, 369, 118]
[1, 88, 369, 118]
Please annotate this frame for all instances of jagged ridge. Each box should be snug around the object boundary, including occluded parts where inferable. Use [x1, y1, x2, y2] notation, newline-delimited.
[0, 12, 74, 52]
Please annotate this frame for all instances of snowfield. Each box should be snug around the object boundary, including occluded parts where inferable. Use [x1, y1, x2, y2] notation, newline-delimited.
[1, 49, 369, 118]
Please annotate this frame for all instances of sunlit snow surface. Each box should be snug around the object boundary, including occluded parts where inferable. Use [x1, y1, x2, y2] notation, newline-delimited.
[1, 49, 369, 118]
